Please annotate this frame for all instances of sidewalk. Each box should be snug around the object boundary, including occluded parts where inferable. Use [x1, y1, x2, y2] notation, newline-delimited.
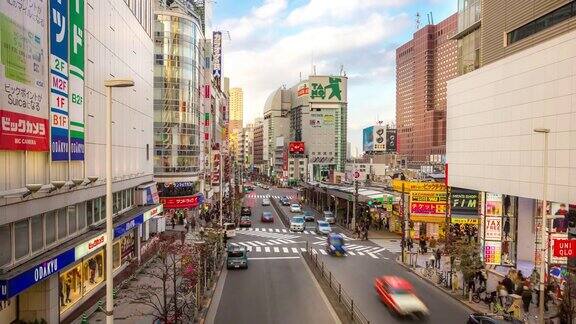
[398, 252, 560, 324]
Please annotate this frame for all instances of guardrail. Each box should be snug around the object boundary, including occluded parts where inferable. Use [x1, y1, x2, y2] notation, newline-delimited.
[271, 196, 290, 227]
[304, 243, 371, 324]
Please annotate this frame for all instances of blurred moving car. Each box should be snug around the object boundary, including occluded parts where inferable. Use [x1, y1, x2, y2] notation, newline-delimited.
[261, 211, 274, 223]
[223, 222, 236, 239]
[323, 211, 335, 224]
[262, 185, 270, 190]
[374, 276, 429, 319]
[239, 216, 252, 228]
[326, 233, 346, 256]
[280, 197, 291, 206]
[290, 216, 305, 232]
[226, 245, 248, 269]
[466, 313, 511, 324]
[290, 204, 302, 213]
[262, 198, 271, 206]
[241, 206, 252, 216]
[303, 210, 315, 222]
[315, 220, 332, 235]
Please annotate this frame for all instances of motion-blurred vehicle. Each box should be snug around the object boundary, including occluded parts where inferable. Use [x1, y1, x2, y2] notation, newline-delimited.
[290, 204, 302, 213]
[290, 216, 305, 232]
[241, 206, 252, 216]
[315, 220, 332, 235]
[261, 211, 274, 223]
[280, 197, 291, 206]
[374, 276, 429, 319]
[467, 313, 511, 324]
[226, 245, 248, 269]
[303, 210, 315, 222]
[239, 216, 252, 228]
[326, 233, 346, 256]
[262, 185, 270, 190]
[262, 197, 271, 206]
[223, 222, 236, 239]
[323, 211, 335, 224]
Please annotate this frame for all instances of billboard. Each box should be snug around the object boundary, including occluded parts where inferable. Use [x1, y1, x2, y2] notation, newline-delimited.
[306, 76, 347, 103]
[363, 126, 374, 152]
[386, 128, 397, 152]
[69, 0, 84, 160]
[50, 0, 70, 161]
[450, 188, 479, 216]
[373, 126, 385, 151]
[0, 0, 49, 151]
[212, 31, 222, 85]
[409, 191, 447, 223]
[289, 141, 305, 154]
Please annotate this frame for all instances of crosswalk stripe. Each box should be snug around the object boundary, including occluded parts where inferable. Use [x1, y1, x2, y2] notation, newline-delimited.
[371, 248, 387, 254]
[276, 239, 291, 244]
[313, 241, 324, 245]
[256, 247, 262, 252]
[368, 253, 378, 259]
[273, 247, 280, 253]
[247, 246, 253, 252]
[281, 229, 287, 233]
[311, 249, 317, 254]
[357, 251, 365, 256]
[230, 243, 239, 246]
[348, 251, 356, 256]
[319, 249, 327, 255]
[269, 240, 280, 245]
[265, 247, 270, 253]
[367, 247, 385, 253]
[239, 242, 251, 248]
[300, 248, 306, 252]
[247, 242, 259, 247]
[291, 248, 299, 253]
[282, 247, 289, 253]
[275, 229, 280, 232]
[254, 228, 260, 231]
[268, 228, 274, 232]
[356, 246, 374, 252]
[255, 242, 267, 246]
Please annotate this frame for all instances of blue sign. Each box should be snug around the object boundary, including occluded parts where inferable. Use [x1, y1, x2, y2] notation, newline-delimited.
[0, 249, 75, 300]
[114, 214, 144, 238]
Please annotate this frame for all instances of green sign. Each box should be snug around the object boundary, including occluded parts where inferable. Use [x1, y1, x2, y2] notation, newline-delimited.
[310, 77, 342, 101]
[69, 0, 85, 160]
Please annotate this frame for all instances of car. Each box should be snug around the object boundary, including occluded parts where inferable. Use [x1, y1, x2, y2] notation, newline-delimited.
[290, 204, 302, 213]
[262, 197, 271, 206]
[315, 220, 331, 235]
[303, 210, 315, 222]
[374, 276, 429, 319]
[223, 222, 236, 239]
[280, 197, 291, 206]
[467, 313, 511, 324]
[290, 216, 305, 232]
[226, 245, 248, 269]
[239, 216, 252, 228]
[323, 211, 335, 224]
[241, 206, 252, 216]
[326, 232, 346, 256]
[262, 185, 270, 190]
[261, 211, 274, 222]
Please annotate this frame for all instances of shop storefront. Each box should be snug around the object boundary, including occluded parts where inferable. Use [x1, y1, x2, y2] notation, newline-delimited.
[450, 188, 480, 240]
[480, 193, 517, 267]
[0, 204, 163, 322]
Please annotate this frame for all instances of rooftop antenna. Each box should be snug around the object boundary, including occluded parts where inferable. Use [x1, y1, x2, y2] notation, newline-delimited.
[427, 13, 431, 25]
[313, 65, 317, 76]
[416, 12, 421, 29]
[339, 65, 344, 76]
[299, 72, 302, 81]
[430, 12, 434, 25]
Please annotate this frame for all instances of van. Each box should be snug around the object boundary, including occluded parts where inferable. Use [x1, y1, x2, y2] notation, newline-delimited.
[224, 222, 236, 239]
[323, 211, 335, 224]
[226, 245, 248, 269]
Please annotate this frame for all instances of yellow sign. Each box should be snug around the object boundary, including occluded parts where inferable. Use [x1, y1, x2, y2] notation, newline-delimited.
[451, 217, 480, 225]
[392, 180, 446, 193]
[410, 215, 445, 223]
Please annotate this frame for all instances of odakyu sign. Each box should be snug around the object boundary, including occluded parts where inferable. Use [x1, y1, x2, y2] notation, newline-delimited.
[0, 0, 49, 151]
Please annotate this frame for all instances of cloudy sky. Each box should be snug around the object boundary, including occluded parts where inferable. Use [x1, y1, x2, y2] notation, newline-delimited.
[213, 0, 456, 156]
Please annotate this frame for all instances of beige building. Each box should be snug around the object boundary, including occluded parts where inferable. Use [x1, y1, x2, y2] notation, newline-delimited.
[229, 87, 244, 131]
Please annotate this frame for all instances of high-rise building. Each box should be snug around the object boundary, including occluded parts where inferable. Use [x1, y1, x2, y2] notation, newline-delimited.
[240, 123, 254, 171]
[0, 1, 158, 322]
[396, 14, 458, 166]
[229, 88, 244, 131]
[253, 118, 265, 173]
[153, 1, 204, 213]
[263, 88, 291, 177]
[454, 0, 482, 75]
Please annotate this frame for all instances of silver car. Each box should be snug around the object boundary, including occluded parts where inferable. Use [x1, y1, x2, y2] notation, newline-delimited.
[323, 211, 335, 224]
[262, 198, 270, 206]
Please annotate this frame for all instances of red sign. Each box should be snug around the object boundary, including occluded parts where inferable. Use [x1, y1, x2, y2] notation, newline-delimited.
[289, 141, 305, 154]
[297, 84, 309, 97]
[160, 196, 202, 209]
[0, 110, 49, 151]
[553, 239, 576, 258]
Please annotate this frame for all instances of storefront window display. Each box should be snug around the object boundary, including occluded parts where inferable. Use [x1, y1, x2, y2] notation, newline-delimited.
[59, 264, 82, 313]
[482, 193, 517, 266]
[83, 251, 105, 294]
[113, 232, 135, 270]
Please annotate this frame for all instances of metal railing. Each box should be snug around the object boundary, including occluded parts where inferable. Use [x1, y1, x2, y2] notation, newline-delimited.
[305, 243, 370, 324]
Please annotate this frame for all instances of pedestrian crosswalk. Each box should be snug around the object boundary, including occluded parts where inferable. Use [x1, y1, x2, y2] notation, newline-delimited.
[311, 241, 393, 255]
[246, 194, 294, 200]
[231, 244, 386, 259]
[237, 227, 318, 236]
[230, 238, 298, 248]
[236, 229, 300, 240]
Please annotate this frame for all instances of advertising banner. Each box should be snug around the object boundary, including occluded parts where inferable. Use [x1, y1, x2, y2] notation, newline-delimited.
[211, 150, 220, 186]
[484, 216, 502, 241]
[386, 128, 397, 153]
[362, 126, 373, 152]
[50, 0, 70, 161]
[212, 31, 221, 86]
[288, 141, 305, 154]
[392, 180, 446, 193]
[373, 126, 385, 151]
[307, 76, 346, 103]
[160, 195, 204, 209]
[68, 0, 84, 160]
[485, 193, 502, 216]
[0, 0, 49, 151]
[550, 233, 569, 265]
[451, 188, 479, 216]
[409, 191, 447, 220]
[484, 241, 502, 265]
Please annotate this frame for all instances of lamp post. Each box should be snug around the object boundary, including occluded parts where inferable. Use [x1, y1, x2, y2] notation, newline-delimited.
[534, 127, 550, 324]
[104, 79, 134, 324]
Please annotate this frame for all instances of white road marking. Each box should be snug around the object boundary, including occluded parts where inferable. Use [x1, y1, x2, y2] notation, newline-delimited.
[247, 246, 253, 252]
[347, 251, 356, 256]
[230, 243, 239, 246]
[248, 256, 300, 260]
[282, 247, 289, 253]
[255, 242, 267, 246]
[273, 247, 280, 253]
[311, 249, 317, 254]
[256, 247, 262, 252]
[275, 229, 280, 232]
[247, 242, 260, 247]
[291, 248, 299, 253]
[313, 241, 324, 245]
[371, 248, 387, 254]
[300, 248, 306, 252]
[276, 239, 292, 244]
[319, 249, 327, 255]
[239, 242, 251, 248]
[281, 229, 287, 233]
[254, 228, 260, 231]
[264, 247, 270, 253]
[269, 240, 280, 245]
[368, 253, 378, 259]
[356, 251, 365, 256]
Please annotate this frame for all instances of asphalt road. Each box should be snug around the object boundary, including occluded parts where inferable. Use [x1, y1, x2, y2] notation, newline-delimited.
[212, 185, 338, 324]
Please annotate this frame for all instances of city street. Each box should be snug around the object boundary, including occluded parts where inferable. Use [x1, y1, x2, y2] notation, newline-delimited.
[209, 185, 472, 324]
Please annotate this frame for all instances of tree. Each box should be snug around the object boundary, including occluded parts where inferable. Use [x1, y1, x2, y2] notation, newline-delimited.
[122, 234, 197, 323]
[445, 236, 482, 291]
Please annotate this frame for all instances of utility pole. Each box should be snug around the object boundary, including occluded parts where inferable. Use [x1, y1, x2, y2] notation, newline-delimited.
[402, 182, 408, 264]
[352, 180, 358, 230]
[444, 184, 450, 249]
[219, 153, 223, 226]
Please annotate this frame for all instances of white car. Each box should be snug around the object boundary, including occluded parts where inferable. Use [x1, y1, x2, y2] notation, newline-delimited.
[290, 204, 302, 213]
[290, 216, 305, 232]
[262, 198, 270, 206]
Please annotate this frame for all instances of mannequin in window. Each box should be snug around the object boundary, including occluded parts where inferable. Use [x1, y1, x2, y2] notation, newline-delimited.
[503, 216, 511, 240]
[504, 195, 511, 216]
[553, 204, 567, 233]
[88, 258, 97, 284]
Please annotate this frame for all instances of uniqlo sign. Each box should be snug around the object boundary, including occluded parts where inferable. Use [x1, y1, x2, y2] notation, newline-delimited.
[553, 239, 576, 258]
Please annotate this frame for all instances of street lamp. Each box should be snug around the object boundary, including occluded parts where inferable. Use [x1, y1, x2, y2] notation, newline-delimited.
[534, 127, 550, 324]
[104, 78, 134, 324]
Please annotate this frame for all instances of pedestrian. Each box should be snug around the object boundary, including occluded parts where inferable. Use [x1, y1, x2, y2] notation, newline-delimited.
[171, 217, 175, 229]
[502, 274, 515, 294]
[407, 238, 414, 252]
[435, 248, 441, 269]
[183, 217, 188, 233]
[521, 286, 532, 313]
[190, 216, 196, 231]
[467, 276, 476, 296]
[497, 281, 509, 306]
[180, 230, 185, 244]
[428, 253, 435, 268]
[419, 238, 427, 254]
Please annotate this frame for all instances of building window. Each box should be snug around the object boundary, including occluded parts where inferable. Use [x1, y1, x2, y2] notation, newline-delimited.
[68, 205, 77, 235]
[83, 251, 105, 294]
[57, 208, 67, 240]
[59, 263, 83, 313]
[14, 219, 30, 260]
[46, 211, 57, 245]
[507, 1, 576, 45]
[78, 202, 87, 231]
[31, 214, 44, 253]
[0, 224, 11, 267]
[87, 199, 94, 226]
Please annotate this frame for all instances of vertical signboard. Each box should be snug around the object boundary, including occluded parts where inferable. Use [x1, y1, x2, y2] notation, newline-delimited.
[212, 31, 221, 87]
[50, 0, 69, 161]
[68, 0, 84, 160]
[386, 128, 397, 153]
[0, 0, 49, 151]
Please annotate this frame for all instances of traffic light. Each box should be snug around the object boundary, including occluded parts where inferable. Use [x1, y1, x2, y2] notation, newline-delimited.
[367, 200, 373, 207]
